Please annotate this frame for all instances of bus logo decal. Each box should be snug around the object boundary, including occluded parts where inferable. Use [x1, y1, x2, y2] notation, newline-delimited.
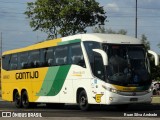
[93, 94, 103, 103]
[15, 71, 39, 80]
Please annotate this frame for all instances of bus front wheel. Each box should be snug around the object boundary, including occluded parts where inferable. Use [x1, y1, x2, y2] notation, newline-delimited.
[14, 91, 22, 108]
[78, 90, 90, 111]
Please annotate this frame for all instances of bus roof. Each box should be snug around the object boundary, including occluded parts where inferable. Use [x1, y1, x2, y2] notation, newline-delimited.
[63, 33, 141, 44]
[3, 33, 141, 55]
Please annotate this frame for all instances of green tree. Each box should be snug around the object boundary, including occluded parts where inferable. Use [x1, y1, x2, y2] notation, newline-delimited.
[150, 61, 160, 81]
[158, 43, 160, 48]
[92, 26, 106, 33]
[140, 34, 150, 50]
[139, 34, 159, 80]
[92, 26, 127, 35]
[25, 0, 107, 39]
[140, 35, 160, 81]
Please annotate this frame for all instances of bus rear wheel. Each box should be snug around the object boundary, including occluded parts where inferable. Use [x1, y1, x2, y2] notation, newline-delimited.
[21, 91, 36, 108]
[21, 91, 30, 108]
[14, 91, 22, 108]
[78, 90, 90, 111]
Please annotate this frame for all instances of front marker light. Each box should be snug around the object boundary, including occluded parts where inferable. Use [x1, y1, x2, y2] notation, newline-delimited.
[147, 88, 152, 93]
[109, 97, 113, 101]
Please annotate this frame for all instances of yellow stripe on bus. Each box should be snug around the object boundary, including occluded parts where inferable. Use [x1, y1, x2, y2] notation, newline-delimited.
[3, 38, 62, 55]
[112, 84, 137, 92]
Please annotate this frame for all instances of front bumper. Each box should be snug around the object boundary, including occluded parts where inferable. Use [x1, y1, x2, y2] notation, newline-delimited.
[106, 91, 152, 105]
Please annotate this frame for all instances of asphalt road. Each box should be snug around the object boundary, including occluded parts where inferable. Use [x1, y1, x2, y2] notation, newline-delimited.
[0, 101, 160, 120]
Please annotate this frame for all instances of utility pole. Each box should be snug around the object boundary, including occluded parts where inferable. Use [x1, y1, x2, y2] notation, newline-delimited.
[0, 32, 2, 58]
[135, 0, 137, 38]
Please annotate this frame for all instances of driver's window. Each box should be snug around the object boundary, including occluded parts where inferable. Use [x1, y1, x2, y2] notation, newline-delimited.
[94, 53, 105, 80]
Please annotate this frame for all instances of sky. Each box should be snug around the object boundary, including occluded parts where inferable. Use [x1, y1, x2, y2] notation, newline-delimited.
[0, 0, 160, 54]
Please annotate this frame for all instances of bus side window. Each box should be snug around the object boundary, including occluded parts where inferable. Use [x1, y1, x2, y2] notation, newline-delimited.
[2, 55, 11, 70]
[70, 43, 86, 68]
[45, 47, 54, 66]
[84, 42, 101, 71]
[54, 46, 68, 66]
[18, 52, 28, 69]
[93, 53, 105, 80]
[10, 54, 18, 70]
[28, 50, 40, 68]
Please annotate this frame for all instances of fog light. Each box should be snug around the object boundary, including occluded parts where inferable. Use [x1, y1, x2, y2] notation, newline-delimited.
[109, 97, 113, 101]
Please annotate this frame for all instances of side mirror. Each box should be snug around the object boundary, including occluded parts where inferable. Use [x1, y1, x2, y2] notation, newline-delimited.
[148, 50, 159, 66]
[92, 49, 108, 66]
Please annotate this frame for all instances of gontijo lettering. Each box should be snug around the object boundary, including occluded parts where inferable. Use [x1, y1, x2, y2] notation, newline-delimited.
[15, 71, 39, 80]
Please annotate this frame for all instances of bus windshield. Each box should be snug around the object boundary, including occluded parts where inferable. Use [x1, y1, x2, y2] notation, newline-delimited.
[103, 44, 151, 87]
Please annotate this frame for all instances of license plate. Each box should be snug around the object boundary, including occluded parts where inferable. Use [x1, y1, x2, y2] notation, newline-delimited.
[130, 98, 138, 101]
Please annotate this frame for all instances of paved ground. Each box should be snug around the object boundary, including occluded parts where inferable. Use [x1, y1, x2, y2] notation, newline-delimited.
[0, 96, 160, 120]
[0, 100, 160, 120]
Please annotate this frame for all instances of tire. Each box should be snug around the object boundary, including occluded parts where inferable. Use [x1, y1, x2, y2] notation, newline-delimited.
[78, 90, 90, 111]
[14, 91, 22, 108]
[21, 91, 31, 108]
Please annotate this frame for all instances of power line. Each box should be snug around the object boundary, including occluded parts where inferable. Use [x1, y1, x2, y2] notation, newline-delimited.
[107, 15, 160, 18]
[106, 6, 160, 10]
[1, 24, 160, 35]
[1, 11, 160, 19]
[0, 11, 24, 14]
[1, 0, 160, 10]
[106, 24, 160, 28]
[1, 10, 160, 18]
[0, 1, 26, 4]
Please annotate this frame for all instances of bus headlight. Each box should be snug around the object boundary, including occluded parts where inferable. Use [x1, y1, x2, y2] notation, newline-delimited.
[147, 88, 152, 93]
[102, 85, 119, 94]
[109, 88, 118, 94]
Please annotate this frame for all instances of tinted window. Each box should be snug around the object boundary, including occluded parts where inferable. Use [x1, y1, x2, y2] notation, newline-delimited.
[84, 41, 101, 74]
[18, 52, 28, 69]
[94, 54, 105, 80]
[44, 47, 54, 66]
[28, 50, 40, 68]
[54, 46, 68, 65]
[2, 55, 10, 70]
[70, 43, 85, 67]
[10, 54, 18, 70]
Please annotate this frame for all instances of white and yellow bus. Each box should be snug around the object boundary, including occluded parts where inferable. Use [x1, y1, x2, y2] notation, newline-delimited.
[1, 33, 159, 110]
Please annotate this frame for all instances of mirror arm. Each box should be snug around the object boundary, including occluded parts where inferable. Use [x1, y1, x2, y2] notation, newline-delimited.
[92, 49, 108, 66]
[148, 50, 159, 66]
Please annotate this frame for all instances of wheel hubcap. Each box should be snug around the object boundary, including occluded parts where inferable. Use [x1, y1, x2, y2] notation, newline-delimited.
[23, 95, 28, 105]
[80, 96, 86, 106]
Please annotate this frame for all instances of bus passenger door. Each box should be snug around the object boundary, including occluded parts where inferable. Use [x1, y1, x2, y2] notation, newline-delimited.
[91, 54, 106, 104]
